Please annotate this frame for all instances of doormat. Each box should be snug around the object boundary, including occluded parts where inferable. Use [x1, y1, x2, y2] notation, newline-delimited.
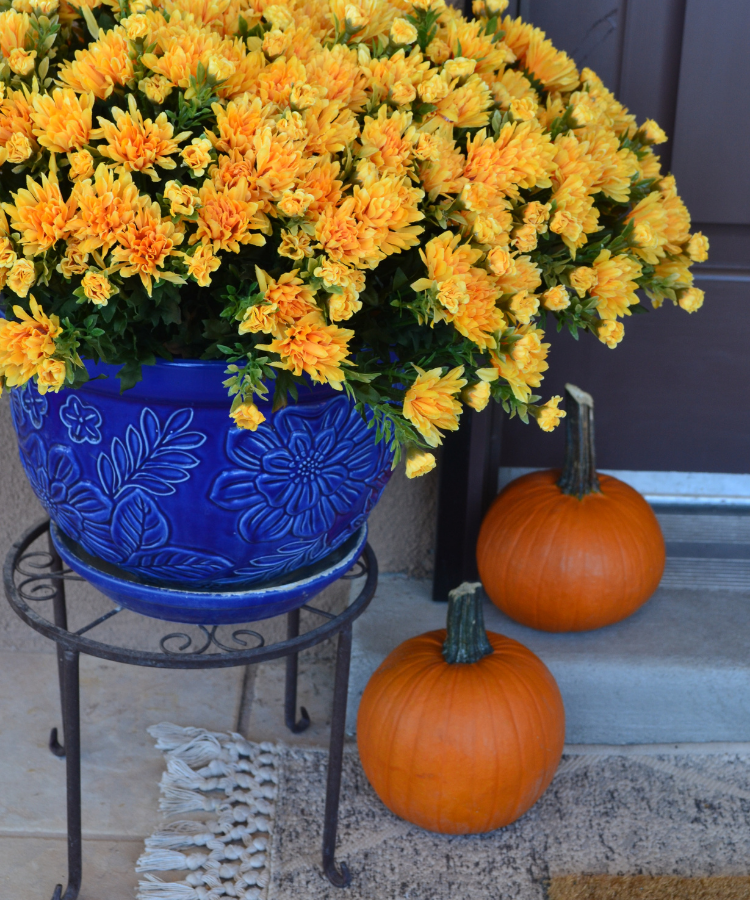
[548, 875, 750, 899]
[136, 723, 279, 900]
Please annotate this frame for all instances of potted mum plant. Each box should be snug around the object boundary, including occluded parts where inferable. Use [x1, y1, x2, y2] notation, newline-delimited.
[0, 0, 706, 619]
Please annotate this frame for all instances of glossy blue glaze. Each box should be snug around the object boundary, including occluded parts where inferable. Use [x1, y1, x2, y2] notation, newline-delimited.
[51, 521, 369, 624]
[10, 359, 392, 615]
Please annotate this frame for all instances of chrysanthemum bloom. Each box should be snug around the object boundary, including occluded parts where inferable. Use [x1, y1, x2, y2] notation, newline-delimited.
[534, 396, 566, 431]
[569, 265, 597, 297]
[653, 255, 693, 291]
[426, 38, 451, 65]
[590, 249, 642, 320]
[523, 201, 551, 232]
[686, 231, 709, 263]
[509, 289, 539, 325]
[95, 96, 190, 181]
[358, 106, 417, 178]
[678, 287, 704, 314]
[207, 97, 270, 155]
[542, 285, 570, 311]
[259, 312, 353, 389]
[230, 402, 266, 431]
[444, 57, 476, 80]
[57, 243, 89, 278]
[5, 131, 32, 163]
[495, 254, 542, 295]
[314, 258, 366, 294]
[35, 357, 66, 393]
[67, 149, 95, 181]
[278, 229, 314, 260]
[493, 326, 549, 402]
[491, 67, 536, 110]
[523, 33, 579, 93]
[512, 223, 538, 253]
[462, 380, 491, 411]
[0, 87, 36, 150]
[252, 267, 318, 332]
[164, 181, 200, 217]
[390, 17, 417, 45]
[192, 181, 267, 254]
[329, 287, 362, 322]
[81, 271, 115, 306]
[624, 190, 670, 264]
[69, 165, 140, 254]
[4, 172, 75, 256]
[302, 100, 359, 157]
[262, 28, 289, 58]
[122, 13, 151, 40]
[183, 244, 221, 287]
[443, 18, 512, 80]
[509, 96, 538, 121]
[434, 75, 494, 129]
[315, 198, 384, 269]
[390, 80, 417, 105]
[405, 446, 436, 479]
[436, 276, 469, 314]
[0, 9, 30, 58]
[353, 169, 425, 257]
[58, 27, 135, 100]
[31, 90, 93, 154]
[305, 44, 369, 112]
[412, 232, 483, 293]
[487, 246, 514, 276]
[418, 125, 466, 200]
[0, 236, 17, 269]
[419, 73, 451, 104]
[111, 199, 185, 295]
[6, 257, 35, 296]
[464, 122, 554, 202]
[403, 365, 467, 447]
[598, 318, 624, 348]
[658, 175, 692, 255]
[139, 75, 174, 105]
[0, 295, 61, 387]
[8, 47, 36, 76]
[640, 119, 667, 144]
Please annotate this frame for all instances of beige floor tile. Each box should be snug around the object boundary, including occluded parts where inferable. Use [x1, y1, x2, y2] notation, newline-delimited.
[0, 835, 143, 900]
[0, 650, 244, 838]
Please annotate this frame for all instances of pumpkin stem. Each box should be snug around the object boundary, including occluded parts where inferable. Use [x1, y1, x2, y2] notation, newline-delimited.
[443, 582, 493, 664]
[558, 383, 601, 498]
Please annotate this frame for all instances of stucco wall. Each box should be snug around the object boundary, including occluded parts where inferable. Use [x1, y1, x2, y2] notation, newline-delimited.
[0, 394, 438, 591]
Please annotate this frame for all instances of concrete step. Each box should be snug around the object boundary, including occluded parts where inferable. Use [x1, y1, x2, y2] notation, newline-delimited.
[348, 505, 750, 744]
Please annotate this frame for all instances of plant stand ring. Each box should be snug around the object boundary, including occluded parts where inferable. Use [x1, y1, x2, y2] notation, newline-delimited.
[3, 519, 378, 900]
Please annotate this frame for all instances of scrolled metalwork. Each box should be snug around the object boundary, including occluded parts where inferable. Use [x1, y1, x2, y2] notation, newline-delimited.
[160, 624, 265, 656]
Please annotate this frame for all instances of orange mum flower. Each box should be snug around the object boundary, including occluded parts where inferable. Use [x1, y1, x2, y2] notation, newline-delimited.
[259, 312, 353, 389]
[403, 365, 466, 447]
[111, 199, 185, 296]
[58, 27, 134, 101]
[251, 125, 314, 202]
[256, 56, 307, 107]
[464, 122, 555, 202]
[353, 168, 424, 257]
[240, 267, 319, 337]
[0, 296, 62, 389]
[358, 106, 417, 177]
[31, 89, 94, 154]
[69, 165, 140, 255]
[94, 95, 190, 181]
[0, 86, 37, 150]
[315, 197, 384, 269]
[451, 270, 504, 350]
[523, 33, 579, 93]
[305, 44, 368, 112]
[302, 100, 359, 156]
[208, 97, 271, 155]
[434, 75, 493, 129]
[191, 180, 268, 253]
[0, 9, 30, 58]
[589, 248, 642, 320]
[297, 155, 344, 220]
[411, 232, 483, 293]
[4, 171, 75, 256]
[418, 124, 465, 200]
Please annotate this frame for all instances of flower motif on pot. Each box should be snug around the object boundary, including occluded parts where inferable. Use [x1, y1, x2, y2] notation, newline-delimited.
[210, 396, 391, 545]
[10, 382, 48, 431]
[59, 394, 103, 445]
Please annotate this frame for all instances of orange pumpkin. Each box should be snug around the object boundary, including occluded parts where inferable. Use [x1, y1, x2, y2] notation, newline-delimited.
[477, 385, 666, 632]
[357, 583, 565, 834]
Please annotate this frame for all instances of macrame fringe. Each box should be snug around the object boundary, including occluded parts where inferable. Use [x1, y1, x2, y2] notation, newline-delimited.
[137, 724, 278, 900]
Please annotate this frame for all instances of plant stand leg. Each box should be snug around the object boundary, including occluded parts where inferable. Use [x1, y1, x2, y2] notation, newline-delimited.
[322, 625, 352, 888]
[48, 530, 67, 758]
[51, 649, 82, 900]
[284, 608, 310, 733]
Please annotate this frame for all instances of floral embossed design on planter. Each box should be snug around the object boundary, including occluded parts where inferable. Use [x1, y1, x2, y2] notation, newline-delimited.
[10, 382, 48, 432]
[211, 396, 391, 560]
[59, 394, 103, 445]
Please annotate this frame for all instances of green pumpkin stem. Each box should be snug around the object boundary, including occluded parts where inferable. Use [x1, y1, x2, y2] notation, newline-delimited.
[442, 582, 493, 664]
[557, 383, 601, 498]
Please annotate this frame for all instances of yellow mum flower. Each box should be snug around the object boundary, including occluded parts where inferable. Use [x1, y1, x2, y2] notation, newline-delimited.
[81, 270, 115, 306]
[69, 164, 139, 254]
[57, 243, 89, 278]
[36, 357, 67, 394]
[493, 325, 549, 402]
[523, 33, 579, 93]
[192, 180, 267, 254]
[0, 295, 61, 388]
[419, 74, 451, 104]
[509, 289, 539, 324]
[0, 9, 30, 58]
[590, 249, 642, 320]
[678, 287, 704, 314]
[658, 175, 692, 256]
[208, 97, 271, 155]
[5, 131, 32, 164]
[328, 287, 362, 322]
[305, 44, 369, 112]
[405, 447, 437, 479]
[58, 27, 134, 100]
[0, 236, 17, 269]
[4, 172, 75, 256]
[259, 312, 353, 390]
[302, 100, 359, 156]
[434, 75, 493, 129]
[8, 47, 36, 76]
[451, 271, 504, 350]
[247, 267, 318, 334]
[444, 57, 476, 80]
[358, 106, 417, 178]
[511, 223, 538, 253]
[230, 402, 266, 431]
[625, 191, 669, 264]
[403, 365, 466, 447]
[569, 265, 597, 298]
[314, 257, 366, 293]
[487, 246, 514, 276]
[436, 275, 469, 314]
[67, 149, 95, 181]
[31, 89, 94, 154]
[6, 257, 35, 296]
[598, 318, 624, 348]
[164, 181, 200, 217]
[442, 18, 511, 81]
[110, 198, 185, 296]
[139, 75, 174, 105]
[686, 231, 709, 263]
[542, 285, 570, 311]
[391, 17, 418, 44]
[462, 380, 491, 412]
[464, 123, 554, 202]
[418, 124, 465, 200]
[184, 244, 221, 287]
[0, 87, 37, 151]
[495, 254, 542, 295]
[277, 189, 316, 218]
[426, 37, 451, 65]
[95, 95, 190, 181]
[491, 67, 537, 110]
[534, 396, 566, 432]
[314, 197, 384, 269]
[353, 168, 424, 257]
[279, 229, 314, 260]
[640, 119, 667, 145]
[412, 231, 483, 292]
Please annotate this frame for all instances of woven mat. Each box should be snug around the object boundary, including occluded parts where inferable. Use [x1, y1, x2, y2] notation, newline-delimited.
[137, 726, 750, 900]
[548, 875, 750, 899]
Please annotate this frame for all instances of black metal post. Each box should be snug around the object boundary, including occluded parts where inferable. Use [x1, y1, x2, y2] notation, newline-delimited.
[284, 608, 310, 733]
[322, 624, 353, 888]
[48, 532, 67, 758]
[52, 649, 82, 900]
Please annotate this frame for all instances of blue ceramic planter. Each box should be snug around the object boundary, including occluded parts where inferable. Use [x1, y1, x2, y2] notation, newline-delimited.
[9, 359, 392, 620]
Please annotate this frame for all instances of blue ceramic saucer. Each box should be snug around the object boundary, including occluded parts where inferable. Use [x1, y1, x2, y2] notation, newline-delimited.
[51, 522, 367, 624]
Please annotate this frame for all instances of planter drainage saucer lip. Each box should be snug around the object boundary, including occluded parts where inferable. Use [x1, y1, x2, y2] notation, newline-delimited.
[51, 523, 368, 625]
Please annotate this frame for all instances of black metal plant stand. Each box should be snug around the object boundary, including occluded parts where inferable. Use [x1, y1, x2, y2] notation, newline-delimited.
[3, 520, 378, 900]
